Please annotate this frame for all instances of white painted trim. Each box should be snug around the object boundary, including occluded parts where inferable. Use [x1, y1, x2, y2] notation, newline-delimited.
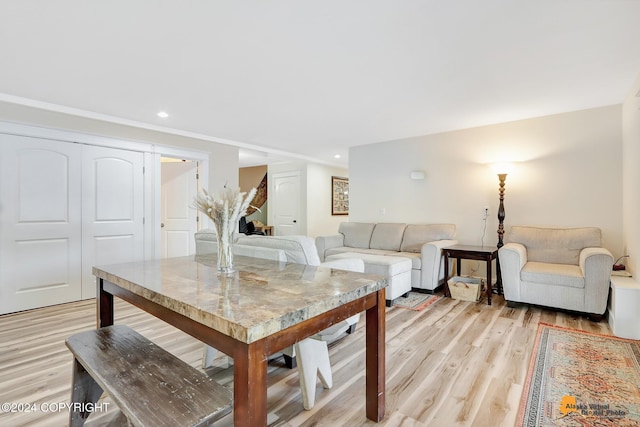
[146, 152, 161, 261]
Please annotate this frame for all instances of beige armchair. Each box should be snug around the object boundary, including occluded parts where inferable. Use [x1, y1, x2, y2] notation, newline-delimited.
[498, 226, 613, 319]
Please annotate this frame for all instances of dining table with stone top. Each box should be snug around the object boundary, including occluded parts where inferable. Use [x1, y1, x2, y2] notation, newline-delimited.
[93, 254, 388, 426]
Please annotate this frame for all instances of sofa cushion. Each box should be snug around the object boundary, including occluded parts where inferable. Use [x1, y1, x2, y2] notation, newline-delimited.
[521, 261, 585, 288]
[194, 229, 243, 255]
[326, 252, 412, 276]
[232, 244, 287, 262]
[235, 235, 321, 265]
[325, 247, 397, 258]
[400, 224, 456, 253]
[195, 228, 217, 241]
[508, 226, 601, 265]
[338, 222, 375, 249]
[325, 247, 369, 258]
[194, 229, 242, 242]
[370, 223, 407, 251]
[398, 252, 422, 269]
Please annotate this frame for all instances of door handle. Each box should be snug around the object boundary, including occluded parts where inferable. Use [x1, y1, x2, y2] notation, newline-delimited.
[161, 223, 165, 228]
[293, 220, 297, 223]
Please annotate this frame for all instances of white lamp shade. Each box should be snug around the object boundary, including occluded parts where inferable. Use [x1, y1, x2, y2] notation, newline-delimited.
[490, 162, 514, 175]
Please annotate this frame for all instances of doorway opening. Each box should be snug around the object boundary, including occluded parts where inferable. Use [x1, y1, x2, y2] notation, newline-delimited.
[160, 158, 199, 258]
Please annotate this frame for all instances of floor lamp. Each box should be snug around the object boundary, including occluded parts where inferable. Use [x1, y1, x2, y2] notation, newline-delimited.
[491, 163, 511, 248]
[492, 163, 513, 295]
[497, 173, 507, 248]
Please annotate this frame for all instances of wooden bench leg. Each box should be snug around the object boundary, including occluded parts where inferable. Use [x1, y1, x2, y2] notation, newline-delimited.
[69, 358, 103, 426]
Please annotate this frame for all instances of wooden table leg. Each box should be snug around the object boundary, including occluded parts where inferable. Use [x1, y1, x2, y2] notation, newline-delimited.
[443, 252, 450, 297]
[233, 342, 268, 426]
[97, 278, 114, 327]
[365, 289, 386, 422]
[486, 255, 493, 306]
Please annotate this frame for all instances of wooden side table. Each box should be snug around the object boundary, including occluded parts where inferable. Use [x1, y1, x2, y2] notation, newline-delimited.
[442, 245, 502, 305]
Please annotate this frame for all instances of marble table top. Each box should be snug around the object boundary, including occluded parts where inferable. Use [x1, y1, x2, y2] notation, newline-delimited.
[93, 255, 387, 344]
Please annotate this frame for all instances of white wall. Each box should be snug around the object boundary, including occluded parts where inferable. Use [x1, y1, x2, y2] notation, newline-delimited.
[350, 105, 624, 258]
[207, 143, 240, 191]
[307, 164, 349, 238]
[622, 73, 640, 274]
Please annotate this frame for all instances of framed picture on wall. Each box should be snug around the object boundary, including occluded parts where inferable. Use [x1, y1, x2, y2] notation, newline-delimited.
[331, 176, 349, 215]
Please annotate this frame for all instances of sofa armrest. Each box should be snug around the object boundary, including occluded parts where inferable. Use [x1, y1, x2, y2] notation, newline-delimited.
[315, 234, 345, 262]
[232, 244, 287, 262]
[580, 247, 614, 314]
[579, 247, 614, 272]
[498, 243, 527, 301]
[420, 239, 458, 290]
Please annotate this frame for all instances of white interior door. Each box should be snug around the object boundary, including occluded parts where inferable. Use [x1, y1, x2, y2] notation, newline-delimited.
[160, 160, 197, 258]
[0, 135, 82, 314]
[81, 145, 144, 299]
[272, 171, 301, 236]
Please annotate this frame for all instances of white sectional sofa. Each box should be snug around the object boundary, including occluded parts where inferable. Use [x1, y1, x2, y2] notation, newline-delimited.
[316, 222, 457, 292]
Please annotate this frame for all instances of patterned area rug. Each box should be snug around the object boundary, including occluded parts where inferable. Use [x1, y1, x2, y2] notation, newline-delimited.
[519, 323, 640, 426]
[392, 292, 439, 311]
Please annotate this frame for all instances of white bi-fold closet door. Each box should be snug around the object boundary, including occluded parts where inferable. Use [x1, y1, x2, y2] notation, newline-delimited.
[0, 134, 144, 315]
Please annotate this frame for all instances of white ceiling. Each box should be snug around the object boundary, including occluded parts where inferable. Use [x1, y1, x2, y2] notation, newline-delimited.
[1, 1, 640, 167]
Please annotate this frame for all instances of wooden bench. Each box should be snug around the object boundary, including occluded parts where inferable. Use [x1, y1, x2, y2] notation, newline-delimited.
[65, 325, 232, 427]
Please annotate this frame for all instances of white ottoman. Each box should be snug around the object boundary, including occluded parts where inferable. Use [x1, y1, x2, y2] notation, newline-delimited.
[325, 252, 412, 305]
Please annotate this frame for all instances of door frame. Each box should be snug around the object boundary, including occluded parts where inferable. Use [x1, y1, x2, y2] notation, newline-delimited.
[153, 147, 209, 260]
[271, 170, 303, 236]
[160, 159, 198, 258]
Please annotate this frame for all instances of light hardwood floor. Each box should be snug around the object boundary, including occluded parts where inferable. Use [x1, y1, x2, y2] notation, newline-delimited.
[0, 293, 611, 427]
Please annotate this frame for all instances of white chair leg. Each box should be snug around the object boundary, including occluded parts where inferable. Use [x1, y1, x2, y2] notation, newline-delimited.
[294, 338, 332, 410]
[202, 345, 218, 369]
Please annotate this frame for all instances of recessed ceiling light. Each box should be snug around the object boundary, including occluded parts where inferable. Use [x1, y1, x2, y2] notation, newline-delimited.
[157, 111, 169, 118]
[334, 154, 341, 159]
